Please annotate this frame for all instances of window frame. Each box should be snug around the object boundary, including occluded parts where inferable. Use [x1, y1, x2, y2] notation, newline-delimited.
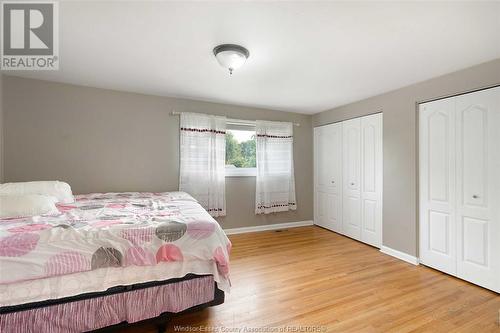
[225, 120, 257, 177]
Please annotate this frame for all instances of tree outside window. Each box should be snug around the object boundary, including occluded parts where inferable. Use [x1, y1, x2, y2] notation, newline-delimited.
[225, 129, 256, 168]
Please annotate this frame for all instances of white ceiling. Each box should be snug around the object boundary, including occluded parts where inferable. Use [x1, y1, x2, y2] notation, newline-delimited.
[8, 1, 500, 114]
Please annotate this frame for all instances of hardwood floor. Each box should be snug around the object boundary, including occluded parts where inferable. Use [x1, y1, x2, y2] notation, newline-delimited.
[125, 226, 500, 333]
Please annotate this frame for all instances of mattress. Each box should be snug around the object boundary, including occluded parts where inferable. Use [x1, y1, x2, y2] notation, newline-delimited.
[0, 191, 231, 306]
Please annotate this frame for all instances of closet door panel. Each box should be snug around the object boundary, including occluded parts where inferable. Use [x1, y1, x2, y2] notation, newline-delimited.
[315, 124, 342, 192]
[314, 127, 328, 190]
[428, 211, 451, 255]
[327, 193, 342, 233]
[342, 118, 361, 240]
[456, 87, 500, 292]
[363, 200, 376, 232]
[360, 113, 383, 247]
[314, 190, 327, 228]
[314, 124, 343, 233]
[314, 190, 343, 233]
[314, 128, 326, 229]
[462, 217, 488, 266]
[327, 123, 343, 195]
[419, 98, 457, 276]
[314, 128, 324, 229]
[461, 107, 487, 208]
[328, 123, 343, 233]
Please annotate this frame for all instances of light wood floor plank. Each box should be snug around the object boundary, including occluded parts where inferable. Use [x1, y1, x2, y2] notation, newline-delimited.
[123, 226, 499, 333]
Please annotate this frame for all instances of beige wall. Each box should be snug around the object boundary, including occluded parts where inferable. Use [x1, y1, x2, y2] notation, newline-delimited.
[313, 58, 500, 256]
[2, 76, 313, 229]
[4, 58, 499, 255]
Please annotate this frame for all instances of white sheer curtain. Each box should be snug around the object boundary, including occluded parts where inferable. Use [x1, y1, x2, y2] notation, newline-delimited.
[255, 120, 297, 214]
[179, 112, 226, 217]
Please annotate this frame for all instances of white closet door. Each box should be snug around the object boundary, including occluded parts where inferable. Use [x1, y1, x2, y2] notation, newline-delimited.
[315, 124, 342, 192]
[360, 113, 383, 247]
[342, 118, 361, 240]
[455, 87, 500, 292]
[314, 124, 343, 233]
[419, 98, 457, 276]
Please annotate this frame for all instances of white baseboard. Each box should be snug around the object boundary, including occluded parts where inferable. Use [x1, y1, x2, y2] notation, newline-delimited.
[380, 246, 419, 266]
[224, 220, 314, 235]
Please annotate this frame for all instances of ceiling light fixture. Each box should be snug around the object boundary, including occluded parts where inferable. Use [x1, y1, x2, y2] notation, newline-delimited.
[213, 44, 250, 75]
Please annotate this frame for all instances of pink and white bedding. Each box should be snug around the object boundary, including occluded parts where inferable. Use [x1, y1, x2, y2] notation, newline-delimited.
[0, 191, 231, 306]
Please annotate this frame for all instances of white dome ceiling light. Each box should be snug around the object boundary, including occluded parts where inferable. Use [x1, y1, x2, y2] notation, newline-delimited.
[213, 44, 250, 75]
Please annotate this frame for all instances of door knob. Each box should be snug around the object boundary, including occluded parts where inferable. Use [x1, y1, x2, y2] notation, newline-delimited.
[351, 182, 355, 185]
[331, 181, 335, 184]
[472, 195, 479, 199]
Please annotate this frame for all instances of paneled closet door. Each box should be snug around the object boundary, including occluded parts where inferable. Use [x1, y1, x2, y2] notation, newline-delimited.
[419, 98, 457, 276]
[342, 118, 361, 240]
[314, 124, 343, 233]
[455, 87, 500, 292]
[360, 114, 383, 247]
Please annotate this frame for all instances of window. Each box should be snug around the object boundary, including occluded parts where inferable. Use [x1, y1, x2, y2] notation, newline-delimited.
[225, 122, 256, 177]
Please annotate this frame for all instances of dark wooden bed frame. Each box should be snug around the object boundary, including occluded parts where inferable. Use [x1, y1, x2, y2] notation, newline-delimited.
[0, 274, 224, 333]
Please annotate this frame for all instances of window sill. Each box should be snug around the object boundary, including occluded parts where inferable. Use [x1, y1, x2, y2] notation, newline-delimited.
[225, 168, 257, 177]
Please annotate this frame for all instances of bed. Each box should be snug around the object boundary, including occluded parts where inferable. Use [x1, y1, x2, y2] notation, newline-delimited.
[0, 191, 231, 332]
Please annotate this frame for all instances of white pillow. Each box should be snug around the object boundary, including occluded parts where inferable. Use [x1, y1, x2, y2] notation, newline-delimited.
[0, 194, 60, 218]
[0, 181, 74, 204]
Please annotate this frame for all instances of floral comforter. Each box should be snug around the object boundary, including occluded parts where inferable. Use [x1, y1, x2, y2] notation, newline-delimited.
[0, 192, 231, 288]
